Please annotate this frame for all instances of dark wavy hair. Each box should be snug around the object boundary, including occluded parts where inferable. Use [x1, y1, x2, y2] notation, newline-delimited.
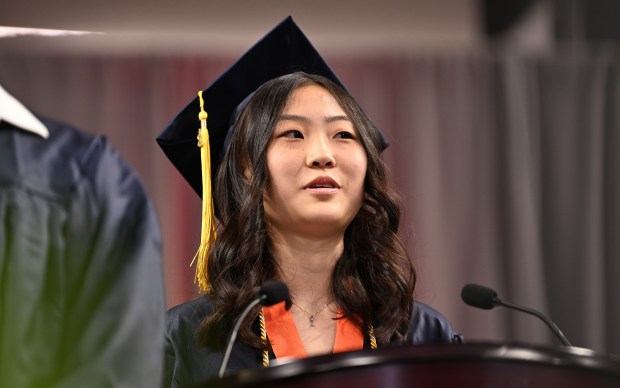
[199, 72, 416, 350]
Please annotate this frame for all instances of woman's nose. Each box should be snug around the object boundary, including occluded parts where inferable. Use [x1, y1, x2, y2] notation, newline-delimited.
[306, 136, 336, 168]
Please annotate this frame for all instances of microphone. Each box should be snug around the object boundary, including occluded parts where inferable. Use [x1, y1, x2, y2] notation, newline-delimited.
[218, 280, 289, 378]
[461, 283, 572, 347]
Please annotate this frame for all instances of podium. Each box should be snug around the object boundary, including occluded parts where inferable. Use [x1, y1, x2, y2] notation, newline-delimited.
[205, 342, 620, 387]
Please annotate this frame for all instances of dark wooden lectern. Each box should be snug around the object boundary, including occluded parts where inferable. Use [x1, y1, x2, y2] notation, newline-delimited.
[204, 342, 620, 387]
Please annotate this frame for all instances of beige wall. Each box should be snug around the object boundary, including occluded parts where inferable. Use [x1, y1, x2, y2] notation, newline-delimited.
[0, 0, 481, 55]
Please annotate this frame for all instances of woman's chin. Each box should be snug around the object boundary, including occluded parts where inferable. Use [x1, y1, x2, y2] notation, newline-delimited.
[295, 213, 351, 232]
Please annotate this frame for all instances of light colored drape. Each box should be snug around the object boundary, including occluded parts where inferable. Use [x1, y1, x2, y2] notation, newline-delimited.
[384, 48, 620, 354]
[1, 47, 617, 355]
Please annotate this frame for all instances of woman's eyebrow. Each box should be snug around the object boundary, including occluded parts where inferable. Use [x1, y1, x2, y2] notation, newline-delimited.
[326, 115, 351, 123]
[278, 114, 351, 123]
[278, 114, 310, 123]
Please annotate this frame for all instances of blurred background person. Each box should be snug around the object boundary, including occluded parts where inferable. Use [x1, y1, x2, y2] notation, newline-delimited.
[0, 83, 165, 387]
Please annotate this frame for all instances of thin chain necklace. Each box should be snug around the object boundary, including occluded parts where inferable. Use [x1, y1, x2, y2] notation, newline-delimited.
[258, 310, 377, 367]
[291, 300, 334, 327]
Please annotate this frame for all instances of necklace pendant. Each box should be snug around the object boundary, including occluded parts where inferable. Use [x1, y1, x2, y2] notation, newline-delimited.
[309, 315, 316, 327]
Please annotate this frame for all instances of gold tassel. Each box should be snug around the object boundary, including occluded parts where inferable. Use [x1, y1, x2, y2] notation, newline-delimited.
[191, 91, 217, 292]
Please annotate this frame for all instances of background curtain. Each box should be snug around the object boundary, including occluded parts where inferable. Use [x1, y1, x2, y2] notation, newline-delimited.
[1, 47, 617, 355]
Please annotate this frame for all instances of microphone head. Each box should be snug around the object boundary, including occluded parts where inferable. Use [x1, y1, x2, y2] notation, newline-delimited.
[461, 283, 499, 310]
[258, 280, 289, 306]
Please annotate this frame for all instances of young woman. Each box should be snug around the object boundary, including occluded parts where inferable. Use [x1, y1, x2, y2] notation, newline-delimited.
[163, 72, 462, 386]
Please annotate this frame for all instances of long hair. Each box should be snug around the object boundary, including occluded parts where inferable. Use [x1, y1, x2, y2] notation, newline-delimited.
[199, 72, 416, 349]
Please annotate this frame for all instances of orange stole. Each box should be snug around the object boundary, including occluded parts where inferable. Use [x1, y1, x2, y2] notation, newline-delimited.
[262, 301, 364, 360]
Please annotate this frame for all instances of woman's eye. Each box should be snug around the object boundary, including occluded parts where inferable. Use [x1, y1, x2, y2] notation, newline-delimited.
[334, 131, 355, 139]
[283, 130, 304, 139]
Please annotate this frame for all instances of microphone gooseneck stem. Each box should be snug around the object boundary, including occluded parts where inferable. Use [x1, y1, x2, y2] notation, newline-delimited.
[218, 295, 266, 378]
[496, 299, 572, 347]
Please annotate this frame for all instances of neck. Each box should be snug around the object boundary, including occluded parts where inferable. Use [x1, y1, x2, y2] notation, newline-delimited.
[270, 230, 343, 308]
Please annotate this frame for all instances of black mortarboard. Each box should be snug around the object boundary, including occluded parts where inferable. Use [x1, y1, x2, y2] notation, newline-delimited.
[157, 16, 386, 199]
[156, 16, 386, 291]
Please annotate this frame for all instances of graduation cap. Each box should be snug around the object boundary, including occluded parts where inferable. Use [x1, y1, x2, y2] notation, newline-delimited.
[156, 16, 387, 291]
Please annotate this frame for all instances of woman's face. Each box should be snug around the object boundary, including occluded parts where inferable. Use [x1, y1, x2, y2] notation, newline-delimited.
[263, 84, 367, 237]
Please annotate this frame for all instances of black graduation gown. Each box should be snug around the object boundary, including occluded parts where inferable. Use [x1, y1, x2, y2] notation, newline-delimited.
[164, 297, 463, 387]
[0, 118, 165, 387]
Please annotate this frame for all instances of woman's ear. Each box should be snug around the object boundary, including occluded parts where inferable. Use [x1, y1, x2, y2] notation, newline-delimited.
[242, 161, 254, 182]
[243, 167, 252, 182]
